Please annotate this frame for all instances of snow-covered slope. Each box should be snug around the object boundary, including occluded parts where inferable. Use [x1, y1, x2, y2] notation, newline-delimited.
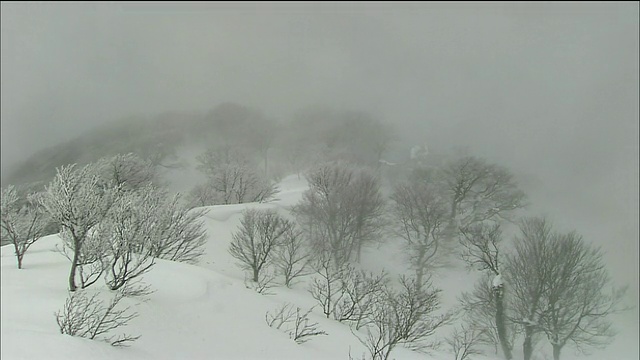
[1, 175, 637, 360]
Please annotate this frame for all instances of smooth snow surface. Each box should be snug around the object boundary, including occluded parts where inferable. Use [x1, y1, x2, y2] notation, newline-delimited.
[2, 175, 637, 360]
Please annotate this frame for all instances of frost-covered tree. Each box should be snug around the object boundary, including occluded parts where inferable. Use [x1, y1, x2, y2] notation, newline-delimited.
[101, 186, 160, 291]
[293, 162, 385, 264]
[391, 180, 449, 285]
[146, 193, 208, 264]
[229, 209, 294, 282]
[1, 185, 48, 269]
[38, 163, 118, 291]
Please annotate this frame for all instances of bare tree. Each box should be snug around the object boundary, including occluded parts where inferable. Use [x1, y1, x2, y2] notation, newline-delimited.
[334, 267, 388, 329]
[446, 324, 486, 360]
[505, 217, 556, 360]
[438, 155, 527, 234]
[186, 182, 218, 208]
[55, 290, 140, 346]
[196, 145, 253, 178]
[293, 162, 385, 265]
[275, 226, 312, 287]
[229, 209, 293, 282]
[38, 163, 118, 291]
[98, 153, 160, 192]
[352, 275, 452, 360]
[391, 181, 450, 285]
[308, 253, 348, 318]
[289, 306, 328, 344]
[1, 186, 48, 269]
[146, 193, 208, 264]
[194, 146, 278, 205]
[459, 223, 514, 359]
[509, 221, 628, 360]
[265, 303, 328, 344]
[245, 269, 277, 295]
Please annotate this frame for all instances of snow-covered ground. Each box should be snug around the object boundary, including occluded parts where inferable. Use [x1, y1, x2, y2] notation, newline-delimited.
[1, 175, 637, 359]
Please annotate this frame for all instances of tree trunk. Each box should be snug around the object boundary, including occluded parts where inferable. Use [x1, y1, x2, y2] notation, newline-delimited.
[416, 267, 424, 291]
[523, 326, 534, 360]
[69, 248, 79, 291]
[253, 267, 259, 282]
[356, 240, 363, 263]
[494, 287, 513, 360]
[552, 344, 562, 360]
[17, 254, 23, 270]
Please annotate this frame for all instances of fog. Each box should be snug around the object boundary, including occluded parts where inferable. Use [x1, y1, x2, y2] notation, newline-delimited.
[1, 2, 637, 299]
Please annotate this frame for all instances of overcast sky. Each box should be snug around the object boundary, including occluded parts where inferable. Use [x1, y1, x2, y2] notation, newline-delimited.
[1, 2, 638, 291]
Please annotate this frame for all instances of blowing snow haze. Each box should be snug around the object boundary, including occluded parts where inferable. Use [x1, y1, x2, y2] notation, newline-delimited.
[1, 0, 638, 315]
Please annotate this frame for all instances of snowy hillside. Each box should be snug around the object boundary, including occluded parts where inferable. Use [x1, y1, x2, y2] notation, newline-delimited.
[1, 175, 637, 360]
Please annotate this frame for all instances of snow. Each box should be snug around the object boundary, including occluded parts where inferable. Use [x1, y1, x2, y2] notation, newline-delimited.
[1, 174, 638, 360]
[492, 274, 503, 288]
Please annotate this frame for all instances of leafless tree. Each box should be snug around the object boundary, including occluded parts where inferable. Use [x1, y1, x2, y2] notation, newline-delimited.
[290, 306, 328, 344]
[196, 145, 253, 178]
[438, 155, 527, 234]
[459, 272, 520, 359]
[186, 182, 218, 208]
[194, 145, 278, 205]
[309, 253, 348, 318]
[55, 289, 140, 346]
[505, 217, 556, 360]
[446, 324, 486, 360]
[293, 162, 385, 265]
[245, 269, 277, 295]
[391, 180, 450, 285]
[459, 223, 514, 359]
[38, 163, 118, 291]
[229, 209, 294, 282]
[98, 153, 160, 192]
[265, 303, 328, 344]
[146, 193, 208, 264]
[352, 275, 452, 360]
[334, 267, 388, 329]
[275, 226, 312, 287]
[1, 186, 48, 269]
[508, 219, 628, 360]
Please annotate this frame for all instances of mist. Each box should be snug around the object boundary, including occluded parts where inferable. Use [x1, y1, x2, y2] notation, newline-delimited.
[1, 0, 637, 310]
